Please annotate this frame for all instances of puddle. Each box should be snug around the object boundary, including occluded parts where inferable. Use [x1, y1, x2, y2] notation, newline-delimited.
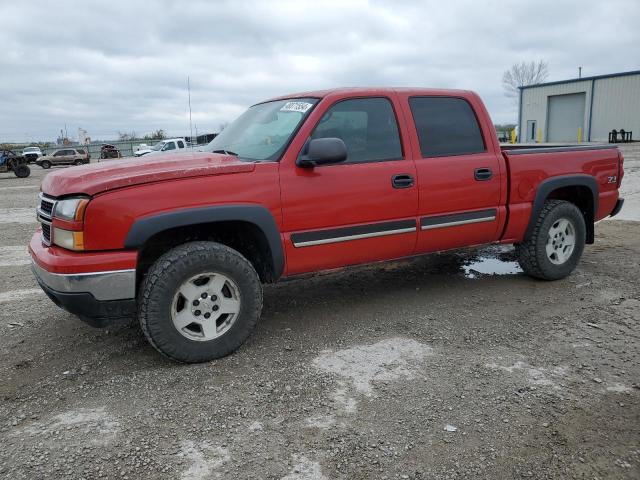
[461, 246, 522, 279]
[463, 257, 522, 279]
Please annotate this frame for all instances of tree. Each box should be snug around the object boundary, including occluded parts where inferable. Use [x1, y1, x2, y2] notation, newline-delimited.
[144, 129, 166, 141]
[118, 131, 136, 141]
[502, 61, 549, 98]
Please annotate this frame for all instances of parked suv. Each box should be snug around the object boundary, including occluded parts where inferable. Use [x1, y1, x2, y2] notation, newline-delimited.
[37, 148, 90, 169]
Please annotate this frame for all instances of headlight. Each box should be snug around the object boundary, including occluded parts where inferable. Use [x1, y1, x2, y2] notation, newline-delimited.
[54, 197, 89, 221]
[52, 197, 89, 250]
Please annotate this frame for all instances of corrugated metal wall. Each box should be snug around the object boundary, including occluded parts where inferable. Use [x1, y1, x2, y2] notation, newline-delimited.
[590, 75, 640, 141]
[520, 80, 592, 142]
[520, 72, 640, 143]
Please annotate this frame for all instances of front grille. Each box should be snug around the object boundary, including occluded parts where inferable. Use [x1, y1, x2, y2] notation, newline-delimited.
[40, 196, 55, 216]
[38, 194, 56, 246]
[42, 222, 51, 244]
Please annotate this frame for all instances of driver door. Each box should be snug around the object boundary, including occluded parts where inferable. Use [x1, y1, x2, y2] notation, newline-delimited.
[280, 95, 418, 275]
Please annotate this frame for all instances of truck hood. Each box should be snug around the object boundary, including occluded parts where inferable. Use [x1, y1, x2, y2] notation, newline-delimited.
[41, 152, 255, 197]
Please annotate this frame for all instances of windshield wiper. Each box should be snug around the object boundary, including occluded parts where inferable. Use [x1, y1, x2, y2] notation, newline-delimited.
[211, 149, 238, 156]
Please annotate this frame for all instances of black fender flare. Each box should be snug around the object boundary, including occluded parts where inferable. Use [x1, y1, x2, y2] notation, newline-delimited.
[124, 205, 284, 279]
[524, 174, 598, 243]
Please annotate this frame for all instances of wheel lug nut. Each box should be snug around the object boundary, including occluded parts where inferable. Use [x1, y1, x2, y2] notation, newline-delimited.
[212, 305, 219, 311]
[194, 310, 201, 316]
[204, 312, 211, 319]
[211, 295, 217, 301]
[193, 300, 199, 306]
[201, 292, 208, 299]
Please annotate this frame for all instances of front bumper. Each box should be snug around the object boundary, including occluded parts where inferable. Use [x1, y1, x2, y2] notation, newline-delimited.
[34, 271, 136, 327]
[29, 233, 137, 327]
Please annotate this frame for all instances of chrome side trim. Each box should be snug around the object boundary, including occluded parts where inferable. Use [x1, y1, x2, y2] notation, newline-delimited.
[293, 227, 416, 247]
[421, 216, 496, 230]
[31, 261, 135, 301]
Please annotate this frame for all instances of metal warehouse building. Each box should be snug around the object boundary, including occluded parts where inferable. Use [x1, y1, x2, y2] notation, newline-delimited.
[518, 69, 640, 143]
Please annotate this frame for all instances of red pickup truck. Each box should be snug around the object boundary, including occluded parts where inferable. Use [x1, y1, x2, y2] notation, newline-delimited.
[30, 88, 625, 363]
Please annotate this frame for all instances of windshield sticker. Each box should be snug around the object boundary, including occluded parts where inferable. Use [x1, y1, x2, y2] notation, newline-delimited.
[280, 101, 313, 113]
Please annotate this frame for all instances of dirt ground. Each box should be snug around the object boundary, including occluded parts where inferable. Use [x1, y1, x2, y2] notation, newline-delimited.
[1, 147, 639, 479]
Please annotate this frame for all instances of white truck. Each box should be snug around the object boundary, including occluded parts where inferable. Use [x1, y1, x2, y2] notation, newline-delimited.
[22, 146, 43, 163]
[134, 138, 187, 157]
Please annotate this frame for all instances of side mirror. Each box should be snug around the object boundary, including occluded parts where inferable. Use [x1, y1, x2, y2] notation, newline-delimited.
[297, 138, 347, 168]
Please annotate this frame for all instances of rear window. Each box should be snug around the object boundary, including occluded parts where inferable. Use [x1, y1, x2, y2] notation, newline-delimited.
[409, 97, 485, 157]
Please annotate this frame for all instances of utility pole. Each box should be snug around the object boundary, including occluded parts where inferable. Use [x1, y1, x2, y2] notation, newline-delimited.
[188, 76, 194, 150]
[578, 67, 582, 78]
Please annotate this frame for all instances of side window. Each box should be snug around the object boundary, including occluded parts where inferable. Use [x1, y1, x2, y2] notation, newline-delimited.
[310, 97, 402, 164]
[409, 97, 485, 157]
[163, 142, 176, 151]
[177, 141, 185, 148]
[54, 150, 65, 156]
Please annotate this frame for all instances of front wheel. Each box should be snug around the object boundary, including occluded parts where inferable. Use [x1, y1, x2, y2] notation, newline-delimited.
[138, 241, 263, 363]
[40, 160, 51, 169]
[516, 200, 586, 280]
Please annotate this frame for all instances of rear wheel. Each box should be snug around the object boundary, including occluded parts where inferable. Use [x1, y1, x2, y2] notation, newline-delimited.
[516, 200, 586, 280]
[14, 164, 30, 178]
[41, 160, 51, 169]
[138, 241, 263, 363]
[74, 159, 84, 166]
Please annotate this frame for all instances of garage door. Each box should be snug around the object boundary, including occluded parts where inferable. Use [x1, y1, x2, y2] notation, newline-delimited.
[546, 92, 586, 142]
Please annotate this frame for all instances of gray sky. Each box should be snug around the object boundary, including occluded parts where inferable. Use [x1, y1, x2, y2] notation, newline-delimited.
[1, 0, 638, 142]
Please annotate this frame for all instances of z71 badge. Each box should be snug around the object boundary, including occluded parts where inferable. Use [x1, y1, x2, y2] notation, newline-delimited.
[608, 176, 617, 184]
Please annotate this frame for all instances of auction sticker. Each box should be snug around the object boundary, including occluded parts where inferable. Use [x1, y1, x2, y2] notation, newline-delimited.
[280, 101, 313, 113]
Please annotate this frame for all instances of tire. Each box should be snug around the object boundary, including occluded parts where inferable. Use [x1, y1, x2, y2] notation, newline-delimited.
[41, 160, 51, 169]
[516, 200, 586, 280]
[138, 241, 263, 363]
[74, 160, 84, 166]
[14, 164, 30, 178]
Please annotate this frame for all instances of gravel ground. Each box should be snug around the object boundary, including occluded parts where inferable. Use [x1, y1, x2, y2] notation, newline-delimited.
[1, 150, 639, 479]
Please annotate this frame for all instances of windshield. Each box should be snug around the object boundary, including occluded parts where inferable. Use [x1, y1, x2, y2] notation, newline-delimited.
[151, 141, 166, 151]
[203, 98, 318, 161]
[24, 147, 38, 152]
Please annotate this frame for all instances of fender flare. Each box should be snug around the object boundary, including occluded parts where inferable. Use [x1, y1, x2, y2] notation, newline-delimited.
[124, 205, 284, 279]
[524, 174, 598, 243]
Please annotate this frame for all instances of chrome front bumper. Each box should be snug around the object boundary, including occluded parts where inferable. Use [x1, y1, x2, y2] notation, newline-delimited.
[31, 261, 135, 301]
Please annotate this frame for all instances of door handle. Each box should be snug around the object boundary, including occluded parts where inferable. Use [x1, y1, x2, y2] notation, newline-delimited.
[392, 174, 414, 189]
[474, 167, 493, 181]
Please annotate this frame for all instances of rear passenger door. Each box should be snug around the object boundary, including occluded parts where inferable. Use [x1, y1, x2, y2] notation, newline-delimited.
[399, 95, 503, 253]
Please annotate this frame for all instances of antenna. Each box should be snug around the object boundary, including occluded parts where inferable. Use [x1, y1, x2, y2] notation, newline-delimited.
[188, 76, 194, 151]
[578, 66, 582, 78]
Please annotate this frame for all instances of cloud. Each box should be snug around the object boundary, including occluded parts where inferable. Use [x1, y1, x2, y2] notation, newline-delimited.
[1, 0, 638, 142]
